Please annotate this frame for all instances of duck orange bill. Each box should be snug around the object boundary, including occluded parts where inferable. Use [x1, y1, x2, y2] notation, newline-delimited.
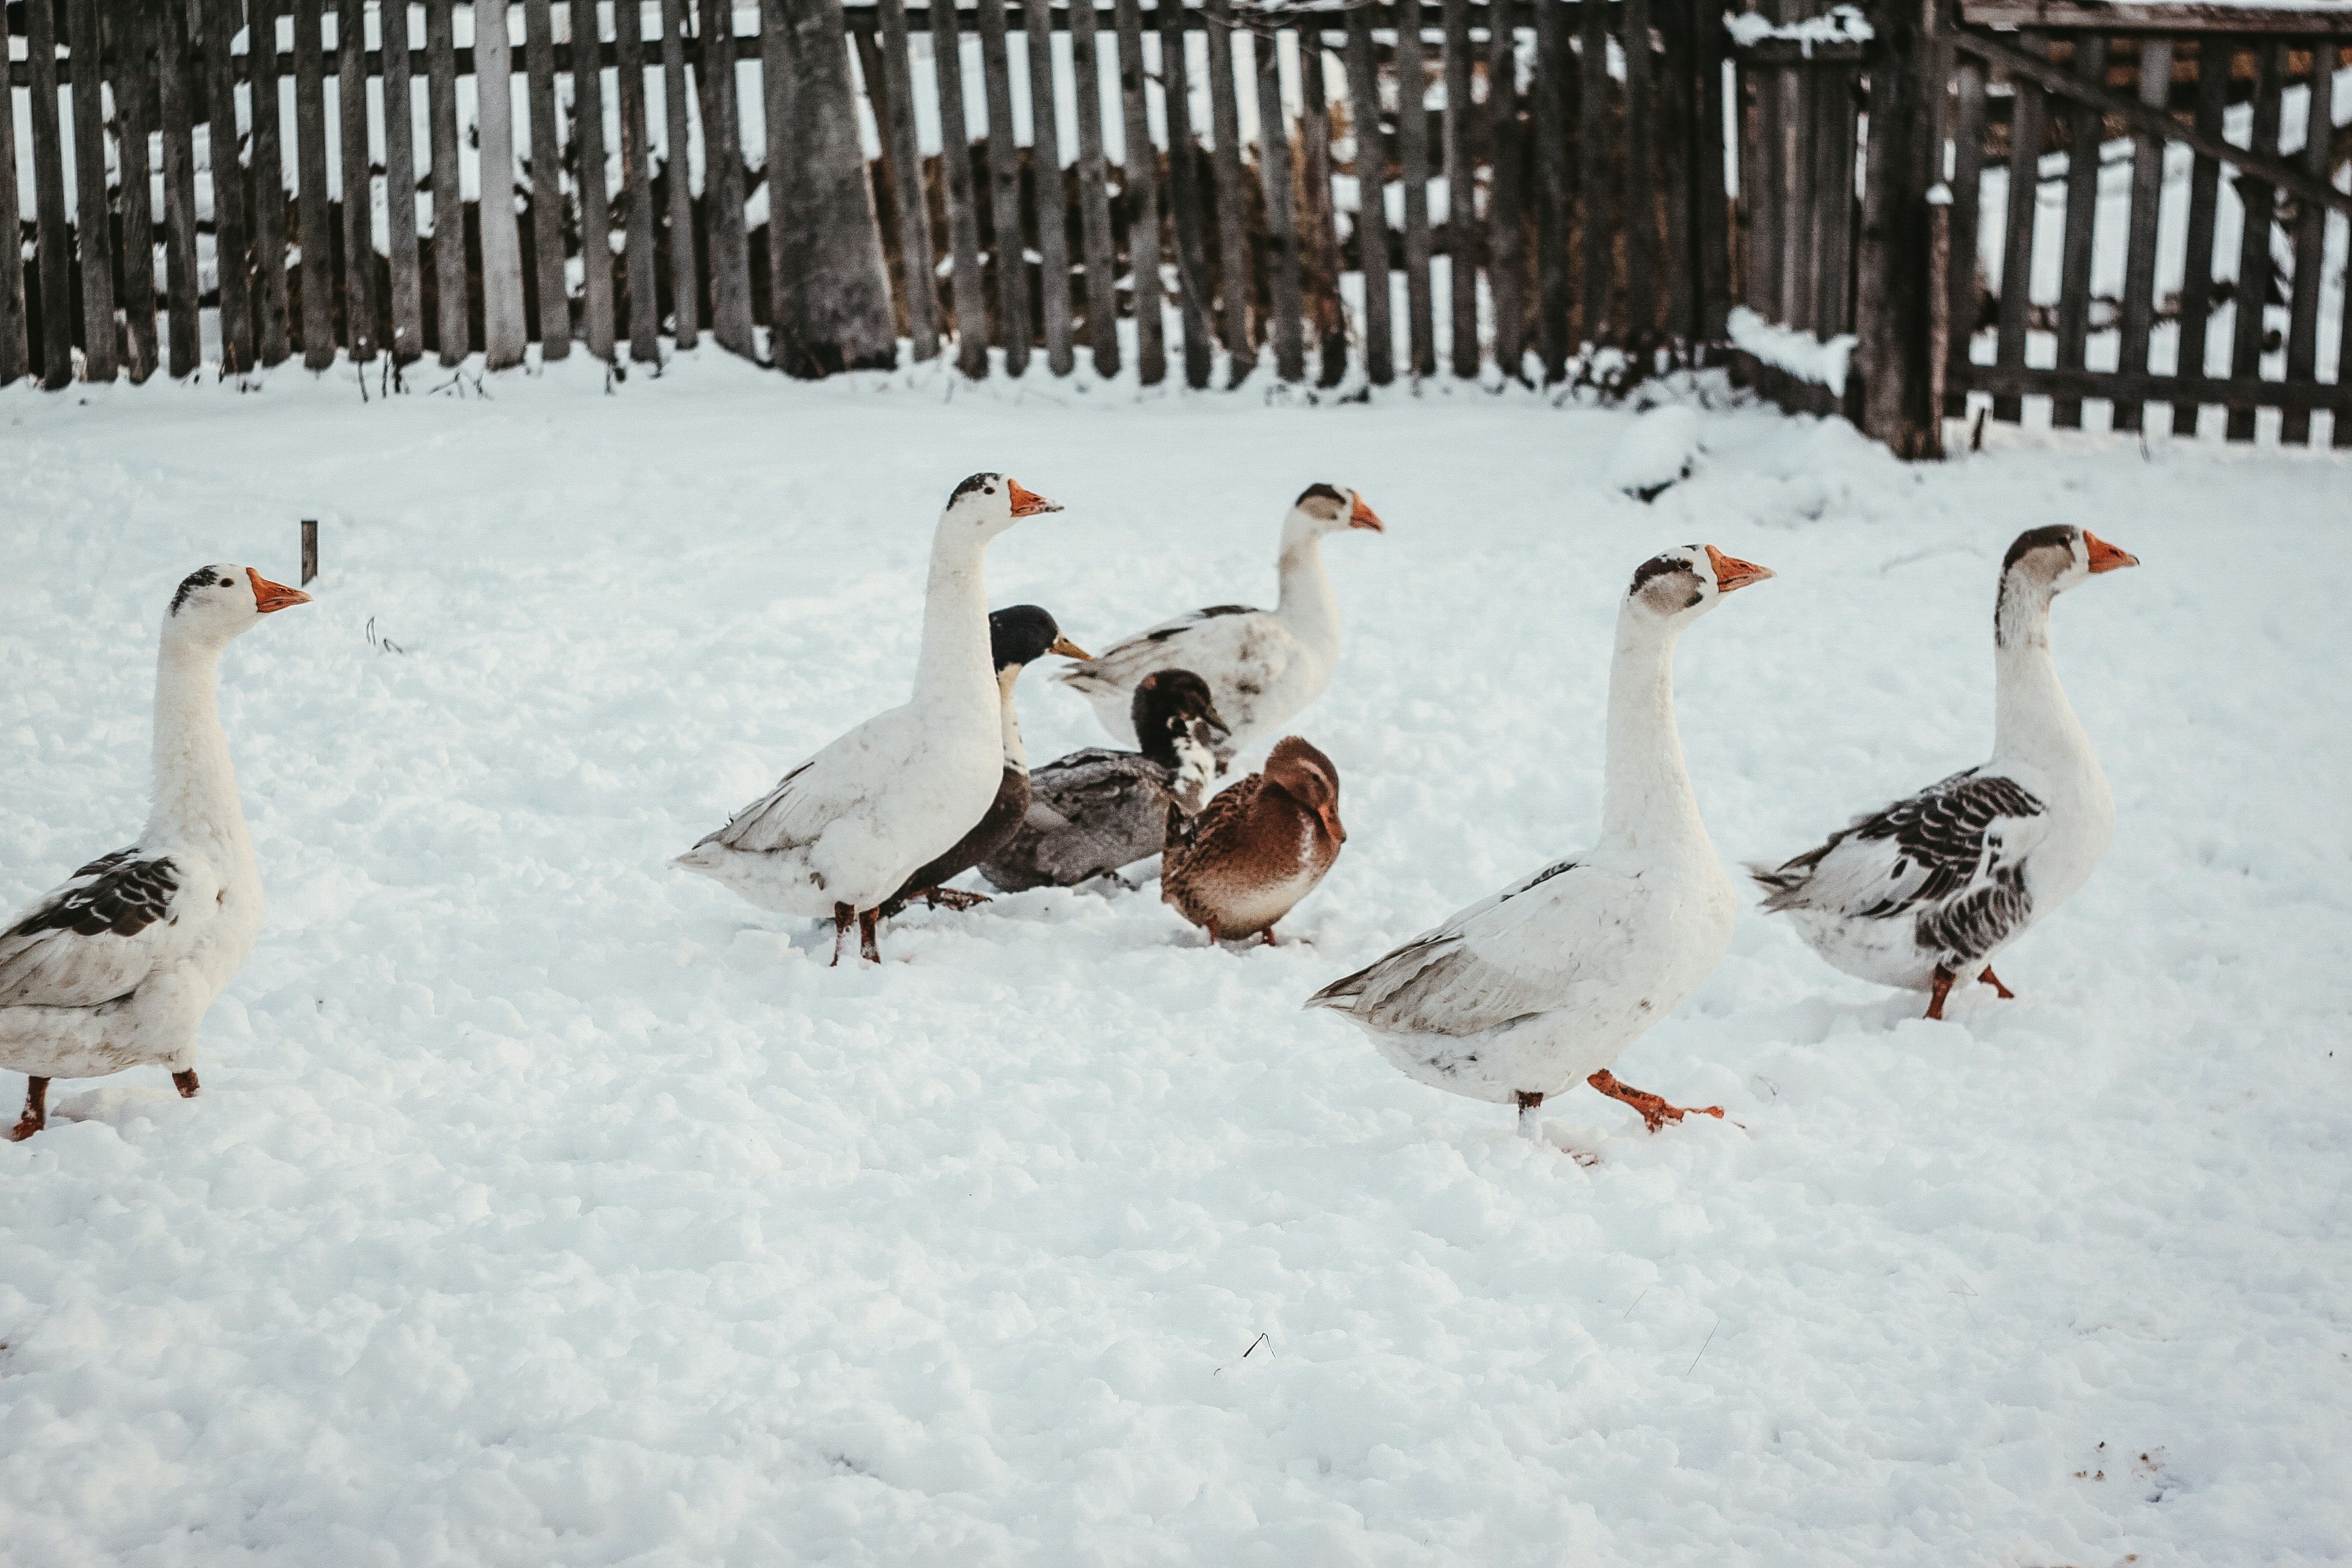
[248, 568, 312, 612]
[1318, 803, 1347, 844]
[2084, 532, 2139, 573]
[1703, 545, 1775, 593]
[1048, 634, 1094, 660]
[1007, 480, 1064, 517]
[1349, 493, 1386, 532]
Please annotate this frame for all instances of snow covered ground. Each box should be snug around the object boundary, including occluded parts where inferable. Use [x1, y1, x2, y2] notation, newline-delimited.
[3, 354, 2349, 1565]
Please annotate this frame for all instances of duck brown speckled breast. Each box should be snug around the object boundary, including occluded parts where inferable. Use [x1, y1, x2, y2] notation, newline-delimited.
[1162, 737, 1344, 943]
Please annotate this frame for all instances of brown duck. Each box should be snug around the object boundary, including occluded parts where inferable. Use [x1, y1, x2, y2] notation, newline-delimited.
[1162, 736, 1344, 945]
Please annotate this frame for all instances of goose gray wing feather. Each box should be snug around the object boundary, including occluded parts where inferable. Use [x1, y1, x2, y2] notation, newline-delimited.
[1750, 769, 2051, 964]
[0, 849, 210, 1008]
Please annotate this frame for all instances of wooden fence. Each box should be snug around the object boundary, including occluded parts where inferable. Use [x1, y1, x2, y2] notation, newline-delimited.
[1730, 0, 2352, 449]
[1, 0, 1746, 393]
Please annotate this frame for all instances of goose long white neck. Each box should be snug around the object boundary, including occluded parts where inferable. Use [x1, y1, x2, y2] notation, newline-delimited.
[996, 667, 1028, 770]
[912, 527, 995, 719]
[1992, 587, 2092, 765]
[1274, 523, 1341, 649]
[1599, 611, 1707, 855]
[145, 636, 250, 856]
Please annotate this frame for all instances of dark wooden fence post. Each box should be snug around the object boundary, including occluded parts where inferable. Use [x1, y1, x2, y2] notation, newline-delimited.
[974, 0, 1030, 373]
[1113, 0, 1166, 384]
[875, 0, 942, 362]
[0, 0, 27, 384]
[1200, 0, 1251, 374]
[1068, 0, 1120, 376]
[25, 0, 74, 387]
[693, 0, 755, 356]
[1160, 0, 1216, 387]
[338, 0, 379, 362]
[1486, 0, 1527, 380]
[523, 0, 570, 356]
[382, 0, 425, 363]
[155, 0, 202, 376]
[1252, 20, 1303, 382]
[301, 519, 318, 584]
[1440, 0, 1475, 378]
[425, 0, 467, 361]
[68, 0, 120, 381]
[933, 0, 992, 377]
[1023, 0, 1075, 375]
[612, 0, 662, 361]
[571, 0, 618, 361]
[659, 0, 702, 347]
[108, 0, 160, 382]
[1851, 0, 1936, 457]
[1394, 0, 1435, 375]
[246, 0, 289, 366]
[197, 0, 249, 372]
[1343, 0, 1393, 385]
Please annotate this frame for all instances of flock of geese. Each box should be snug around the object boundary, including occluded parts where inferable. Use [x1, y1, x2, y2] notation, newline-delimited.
[0, 475, 2138, 1144]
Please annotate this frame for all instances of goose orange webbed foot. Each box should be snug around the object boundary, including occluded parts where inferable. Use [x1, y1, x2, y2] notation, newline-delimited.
[1979, 965, 2015, 1000]
[9, 1077, 48, 1142]
[1585, 1069, 1725, 1134]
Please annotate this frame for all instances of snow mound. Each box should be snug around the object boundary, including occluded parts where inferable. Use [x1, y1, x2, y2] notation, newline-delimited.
[1606, 404, 1703, 502]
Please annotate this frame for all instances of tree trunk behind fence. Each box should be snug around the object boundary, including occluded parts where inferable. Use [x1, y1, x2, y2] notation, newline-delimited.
[778, 0, 898, 374]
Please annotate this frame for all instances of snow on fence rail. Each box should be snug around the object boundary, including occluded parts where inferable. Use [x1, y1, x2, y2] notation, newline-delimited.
[1731, 0, 2352, 448]
[0, 0, 1746, 393]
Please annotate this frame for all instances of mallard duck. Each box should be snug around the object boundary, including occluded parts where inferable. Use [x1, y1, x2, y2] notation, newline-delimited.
[979, 668, 1230, 892]
[672, 474, 1063, 963]
[1307, 546, 1773, 1142]
[1056, 484, 1382, 766]
[1162, 736, 1343, 945]
[880, 605, 1090, 915]
[3, 565, 312, 1140]
[1749, 525, 2138, 1018]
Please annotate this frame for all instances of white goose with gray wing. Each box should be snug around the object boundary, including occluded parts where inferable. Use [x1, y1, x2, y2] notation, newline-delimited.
[1307, 546, 1773, 1141]
[2, 565, 310, 1137]
[1055, 484, 1384, 764]
[1750, 524, 2137, 1014]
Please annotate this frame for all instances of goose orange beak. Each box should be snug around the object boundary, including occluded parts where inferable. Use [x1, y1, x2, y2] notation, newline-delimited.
[2084, 532, 2138, 573]
[1703, 545, 1774, 593]
[1007, 479, 1063, 518]
[1349, 493, 1385, 532]
[1048, 634, 1093, 660]
[248, 568, 312, 612]
[1319, 803, 1347, 845]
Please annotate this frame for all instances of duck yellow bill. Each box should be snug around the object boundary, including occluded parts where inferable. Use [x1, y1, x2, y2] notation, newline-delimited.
[1007, 480, 1063, 517]
[1703, 545, 1775, 593]
[1049, 634, 1094, 660]
[2084, 532, 2138, 573]
[248, 568, 312, 612]
[1350, 493, 1385, 532]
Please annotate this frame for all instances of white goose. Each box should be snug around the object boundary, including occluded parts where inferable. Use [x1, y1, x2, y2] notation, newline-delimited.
[1750, 524, 2137, 1018]
[673, 473, 1063, 962]
[3, 564, 312, 1141]
[1056, 483, 1382, 764]
[1307, 546, 1772, 1142]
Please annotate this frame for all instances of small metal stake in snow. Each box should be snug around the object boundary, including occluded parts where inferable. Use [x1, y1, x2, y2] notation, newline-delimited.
[301, 519, 318, 586]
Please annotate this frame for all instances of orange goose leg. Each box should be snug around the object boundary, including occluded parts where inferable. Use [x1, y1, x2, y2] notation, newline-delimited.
[1926, 965, 1958, 1019]
[10, 1077, 48, 1141]
[1586, 1069, 1724, 1134]
[173, 1070, 200, 1098]
[831, 903, 855, 967]
[858, 908, 882, 964]
[1979, 966, 2015, 1000]
[1516, 1090, 1544, 1141]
